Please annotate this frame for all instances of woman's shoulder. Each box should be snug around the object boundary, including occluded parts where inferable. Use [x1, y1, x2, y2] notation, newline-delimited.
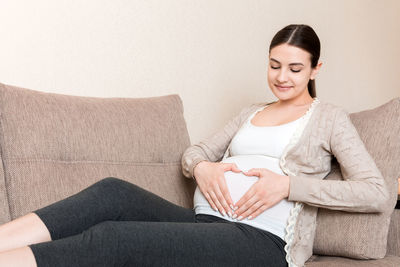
[238, 101, 271, 114]
[311, 99, 356, 134]
[316, 98, 346, 109]
[231, 101, 276, 126]
[244, 100, 276, 110]
[314, 98, 349, 117]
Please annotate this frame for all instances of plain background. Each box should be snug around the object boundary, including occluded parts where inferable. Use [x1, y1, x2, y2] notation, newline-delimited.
[0, 0, 399, 144]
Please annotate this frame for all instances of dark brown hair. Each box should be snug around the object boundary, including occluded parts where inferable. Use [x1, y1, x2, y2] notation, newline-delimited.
[269, 24, 320, 98]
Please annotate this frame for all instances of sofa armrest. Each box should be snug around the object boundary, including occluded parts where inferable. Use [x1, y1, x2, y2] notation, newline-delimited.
[387, 209, 400, 256]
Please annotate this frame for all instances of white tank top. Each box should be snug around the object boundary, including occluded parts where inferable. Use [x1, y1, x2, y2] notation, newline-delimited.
[193, 105, 304, 239]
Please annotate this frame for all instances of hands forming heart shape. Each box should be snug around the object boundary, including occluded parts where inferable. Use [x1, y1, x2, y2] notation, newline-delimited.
[193, 160, 290, 221]
[231, 168, 290, 221]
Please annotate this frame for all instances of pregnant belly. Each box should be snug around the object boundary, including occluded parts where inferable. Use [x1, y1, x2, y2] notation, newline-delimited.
[193, 155, 284, 207]
[221, 155, 284, 204]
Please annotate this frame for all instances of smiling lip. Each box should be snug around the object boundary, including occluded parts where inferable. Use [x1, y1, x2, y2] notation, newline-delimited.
[275, 84, 292, 91]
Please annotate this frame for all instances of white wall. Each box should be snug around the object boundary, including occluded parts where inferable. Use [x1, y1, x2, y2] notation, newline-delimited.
[0, 0, 399, 144]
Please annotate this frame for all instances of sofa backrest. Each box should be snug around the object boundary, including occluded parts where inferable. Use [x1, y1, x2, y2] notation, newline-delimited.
[0, 83, 195, 223]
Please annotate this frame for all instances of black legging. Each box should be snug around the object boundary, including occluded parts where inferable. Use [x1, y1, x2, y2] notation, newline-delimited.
[29, 177, 287, 267]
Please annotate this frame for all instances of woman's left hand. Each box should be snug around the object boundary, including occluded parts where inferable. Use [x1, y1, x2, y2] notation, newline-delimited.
[232, 168, 290, 221]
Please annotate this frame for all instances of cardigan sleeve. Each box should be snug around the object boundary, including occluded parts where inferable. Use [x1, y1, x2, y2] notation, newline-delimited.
[181, 104, 259, 179]
[288, 108, 390, 212]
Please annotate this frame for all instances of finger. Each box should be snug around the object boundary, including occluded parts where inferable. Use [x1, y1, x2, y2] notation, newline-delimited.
[203, 191, 218, 212]
[218, 179, 235, 213]
[243, 170, 260, 177]
[223, 163, 241, 173]
[198, 184, 218, 211]
[234, 185, 256, 210]
[247, 203, 269, 220]
[234, 195, 259, 220]
[230, 163, 242, 173]
[238, 200, 264, 220]
[209, 190, 226, 216]
[213, 184, 231, 216]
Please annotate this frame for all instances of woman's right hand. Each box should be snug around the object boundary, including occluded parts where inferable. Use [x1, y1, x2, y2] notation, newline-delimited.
[193, 161, 242, 217]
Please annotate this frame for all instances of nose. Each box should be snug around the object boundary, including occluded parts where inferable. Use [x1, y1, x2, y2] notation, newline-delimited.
[277, 69, 288, 83]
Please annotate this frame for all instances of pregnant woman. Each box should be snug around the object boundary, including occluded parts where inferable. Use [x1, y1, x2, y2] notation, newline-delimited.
[0, 24, 388, 267]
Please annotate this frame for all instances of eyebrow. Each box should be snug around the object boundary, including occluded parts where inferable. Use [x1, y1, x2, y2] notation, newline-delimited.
[270, 58, 304, 66]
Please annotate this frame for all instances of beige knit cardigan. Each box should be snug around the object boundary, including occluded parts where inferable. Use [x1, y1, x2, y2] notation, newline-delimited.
[181, 98, 389, 267]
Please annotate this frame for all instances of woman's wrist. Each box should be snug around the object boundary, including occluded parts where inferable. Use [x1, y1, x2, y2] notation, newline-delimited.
[192, 160, 208, 179]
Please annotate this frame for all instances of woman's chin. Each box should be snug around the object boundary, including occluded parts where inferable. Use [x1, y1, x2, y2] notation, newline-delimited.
[273, 91, 292, 101]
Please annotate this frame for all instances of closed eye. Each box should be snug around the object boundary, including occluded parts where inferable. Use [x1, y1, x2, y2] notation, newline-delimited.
[270, 66, 301, 73]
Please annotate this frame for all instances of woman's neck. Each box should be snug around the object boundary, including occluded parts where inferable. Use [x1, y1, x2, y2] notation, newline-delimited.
[276, 95, 314, 109]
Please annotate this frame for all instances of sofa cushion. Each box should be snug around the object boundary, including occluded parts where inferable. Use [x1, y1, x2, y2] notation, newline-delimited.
[313, 98, 400, 259]
[387, 209, 400, 256]
[0, 82, 195, 223]
[305, 254, 400, 266]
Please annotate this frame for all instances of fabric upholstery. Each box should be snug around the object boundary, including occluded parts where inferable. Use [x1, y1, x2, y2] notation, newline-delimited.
[387, 209, 400, 256]
[313, 98, 400, 259]
[305, 254, 400, 266]
[0, 82, 195, 223]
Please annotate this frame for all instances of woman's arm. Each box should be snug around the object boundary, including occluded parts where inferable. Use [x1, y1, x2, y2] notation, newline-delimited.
[288, 108, 390, 213]
[181, 104, 259, 179]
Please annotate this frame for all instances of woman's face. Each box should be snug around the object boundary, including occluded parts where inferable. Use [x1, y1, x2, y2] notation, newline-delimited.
[267, 43, 320, 102]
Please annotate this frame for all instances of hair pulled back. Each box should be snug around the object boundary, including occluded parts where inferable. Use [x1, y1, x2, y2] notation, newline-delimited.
[269, 24, 320, 98]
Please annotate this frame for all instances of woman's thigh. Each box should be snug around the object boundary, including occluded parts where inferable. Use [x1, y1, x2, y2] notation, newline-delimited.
[34, 177, 196, 240]
[30, 219, 287, 267]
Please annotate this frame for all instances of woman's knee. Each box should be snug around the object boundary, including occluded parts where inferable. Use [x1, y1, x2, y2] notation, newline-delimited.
[80, 221, 123, 257]
[88, 177, 142, 209]
[92, 177, 131, 192]
[82, 177, 133, 207]
[97, 176, 124, 186]
[83, 221, 119, 241]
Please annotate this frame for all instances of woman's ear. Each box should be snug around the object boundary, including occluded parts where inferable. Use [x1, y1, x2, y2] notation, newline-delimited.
[310, 62, 323, 80]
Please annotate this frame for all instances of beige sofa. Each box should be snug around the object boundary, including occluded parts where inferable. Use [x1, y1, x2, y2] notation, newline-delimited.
[0, 82, 398, 266]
